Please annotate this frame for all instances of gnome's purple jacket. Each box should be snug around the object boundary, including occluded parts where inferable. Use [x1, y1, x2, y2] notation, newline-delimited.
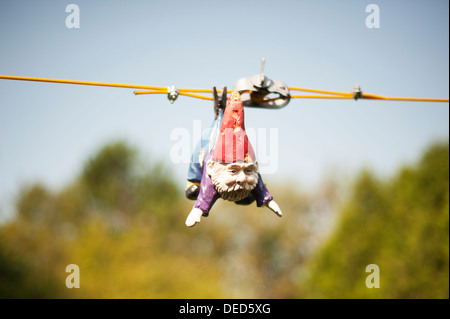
[193, 152, 273, 216]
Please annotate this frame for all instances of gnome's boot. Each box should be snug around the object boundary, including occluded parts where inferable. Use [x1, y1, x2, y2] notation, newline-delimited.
[185, 181, 200, 200]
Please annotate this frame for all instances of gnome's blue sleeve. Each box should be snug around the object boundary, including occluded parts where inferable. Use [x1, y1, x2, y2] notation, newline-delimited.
[252, 173, 274, 207]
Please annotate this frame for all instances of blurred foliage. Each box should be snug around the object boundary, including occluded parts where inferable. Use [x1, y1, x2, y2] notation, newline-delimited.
[0, 140, 448, 298]
[301, 141, 449, 298]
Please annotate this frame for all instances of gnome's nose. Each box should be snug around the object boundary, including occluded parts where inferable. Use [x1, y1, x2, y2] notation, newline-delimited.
[236, 171, 246, 184]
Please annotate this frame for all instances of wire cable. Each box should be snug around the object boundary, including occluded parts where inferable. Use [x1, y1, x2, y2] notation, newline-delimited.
[0, 74, 167, 91]
[1, 75, 448, 103]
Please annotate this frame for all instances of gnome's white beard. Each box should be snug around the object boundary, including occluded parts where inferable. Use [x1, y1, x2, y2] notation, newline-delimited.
[210, 162, 258, 202]
[215, 181, 254, 202]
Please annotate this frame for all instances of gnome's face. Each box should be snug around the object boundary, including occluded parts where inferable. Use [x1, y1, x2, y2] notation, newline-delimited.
[208, 91, 259, 201]
[207, 160, 259, 202]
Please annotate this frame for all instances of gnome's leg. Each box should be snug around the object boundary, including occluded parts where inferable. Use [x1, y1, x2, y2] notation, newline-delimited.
[185, 145, 204, 200]
[185, 109, 224, 200]
[185, 143, 203, 200]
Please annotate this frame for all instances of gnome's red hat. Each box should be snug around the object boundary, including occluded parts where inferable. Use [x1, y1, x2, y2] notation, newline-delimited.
[212, 92, 256, 163]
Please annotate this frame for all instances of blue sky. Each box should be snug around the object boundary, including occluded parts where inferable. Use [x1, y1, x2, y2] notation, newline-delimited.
[0, 0, 448, 221]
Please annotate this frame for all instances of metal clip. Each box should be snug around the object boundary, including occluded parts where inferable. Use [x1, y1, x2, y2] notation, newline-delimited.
[233, 58, 290, 109]
[167, 86, 179, 103]
[353, 84, 362, 100]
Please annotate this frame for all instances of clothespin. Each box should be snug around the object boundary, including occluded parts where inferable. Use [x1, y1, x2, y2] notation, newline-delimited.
[213, 86, 227, 119]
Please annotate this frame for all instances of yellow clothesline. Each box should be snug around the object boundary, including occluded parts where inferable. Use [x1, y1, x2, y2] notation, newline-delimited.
[0, 75, 448, 103]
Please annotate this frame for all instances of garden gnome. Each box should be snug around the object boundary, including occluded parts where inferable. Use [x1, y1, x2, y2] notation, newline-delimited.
[185, 91, 282, 227]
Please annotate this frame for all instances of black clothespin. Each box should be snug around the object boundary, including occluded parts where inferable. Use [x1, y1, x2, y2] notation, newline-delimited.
[213, 86, 227, 119]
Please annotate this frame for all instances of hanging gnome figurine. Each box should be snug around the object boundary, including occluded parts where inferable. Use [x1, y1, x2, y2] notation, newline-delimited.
[185, 89, 282, 227]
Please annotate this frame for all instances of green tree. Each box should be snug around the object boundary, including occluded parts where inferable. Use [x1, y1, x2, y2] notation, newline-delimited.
[2, 139, 447, 299]
[0, 140, 223, 298]
[301, 141, 449, 298]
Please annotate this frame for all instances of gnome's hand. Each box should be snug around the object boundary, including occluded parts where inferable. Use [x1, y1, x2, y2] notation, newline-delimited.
[266, 200, 283, 217]
[185, 207, 203, 227]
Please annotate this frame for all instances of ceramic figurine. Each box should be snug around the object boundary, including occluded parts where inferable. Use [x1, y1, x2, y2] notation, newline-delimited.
[185, 89, 282, 227]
